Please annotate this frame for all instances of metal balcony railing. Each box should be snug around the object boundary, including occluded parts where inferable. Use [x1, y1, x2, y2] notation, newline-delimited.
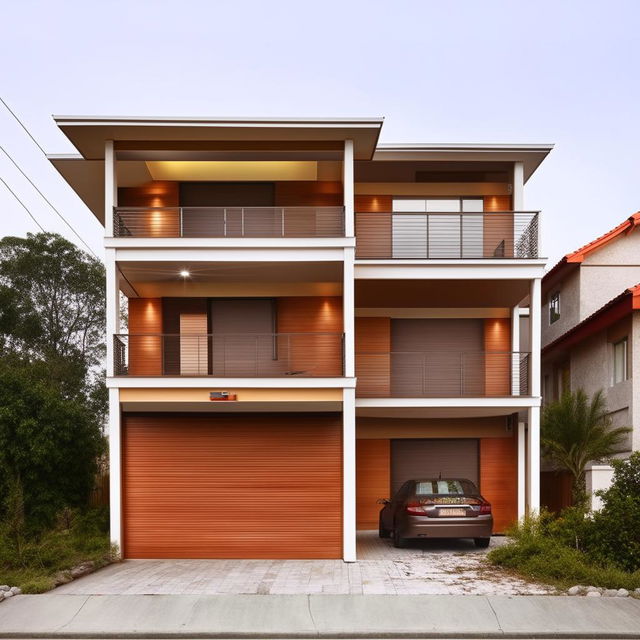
[114, 332, 345, 377]
[355, 350, 531, 397]
[113, 206, 345, 238]
[355, 211, 539, 259]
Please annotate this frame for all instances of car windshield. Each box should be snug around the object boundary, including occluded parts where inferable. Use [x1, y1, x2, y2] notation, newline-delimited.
[415, 479, 478, 496]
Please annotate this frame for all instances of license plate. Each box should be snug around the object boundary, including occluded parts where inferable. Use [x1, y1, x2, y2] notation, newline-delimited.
[438, 508, 466, 517]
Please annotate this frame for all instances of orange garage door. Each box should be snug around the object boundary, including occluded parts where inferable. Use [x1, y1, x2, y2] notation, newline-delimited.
[122, 413, 342, 559]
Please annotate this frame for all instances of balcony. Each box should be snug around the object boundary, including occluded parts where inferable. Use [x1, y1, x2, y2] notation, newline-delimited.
[114, 206, 345, 238]
[113, 332, 344, 377]
[355, 211, 539, 259]
[355, 350, 530, 397]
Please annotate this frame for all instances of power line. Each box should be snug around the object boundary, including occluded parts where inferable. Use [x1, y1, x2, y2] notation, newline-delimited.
[0, 145, 98, 257]
[0, 96, 46, 155]
[0, 96, 99, 258]
[0, 175, 45, 232]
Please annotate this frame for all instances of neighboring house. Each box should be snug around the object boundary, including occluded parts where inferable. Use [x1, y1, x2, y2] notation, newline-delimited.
[49, 116, 550, 561]
[541, 213, 640, 508]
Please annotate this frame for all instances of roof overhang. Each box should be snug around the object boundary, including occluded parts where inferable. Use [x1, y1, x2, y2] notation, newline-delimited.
[52, 115, 385, 160]
[372, 143, 553, 182]
[543, 285, 640, 357]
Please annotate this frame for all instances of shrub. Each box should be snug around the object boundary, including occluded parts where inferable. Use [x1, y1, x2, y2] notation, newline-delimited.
[489, 509, 640, 590]
[588, 453, 640, 572]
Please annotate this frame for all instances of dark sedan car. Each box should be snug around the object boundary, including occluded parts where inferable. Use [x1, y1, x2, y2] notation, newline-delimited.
[378, 478, 493, 548]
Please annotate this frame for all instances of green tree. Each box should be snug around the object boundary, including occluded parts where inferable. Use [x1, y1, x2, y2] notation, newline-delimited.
[0, 233, 105, 366]
[0, 233, 107, 528]
[541, 389, 630, 507]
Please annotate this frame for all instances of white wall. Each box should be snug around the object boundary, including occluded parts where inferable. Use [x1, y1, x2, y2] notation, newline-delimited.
[586, 464, 614, 511]
[542, 268, 580, 347]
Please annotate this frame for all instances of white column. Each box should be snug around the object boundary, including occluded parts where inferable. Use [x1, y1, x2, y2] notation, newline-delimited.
[105, 248, 120, 378]
[108, 387, 122, 555]
[105, 140, 116, 237]
[343, 248, 355, 378]
[511, 305, 520, 395]
[527, 406, 541, 513]
[517, 420, 526, 518]
[513, 161, 524, 210]
[343, 139, 354, 237]
[342, 387, 356, 562]
[530, 278, 542, 397]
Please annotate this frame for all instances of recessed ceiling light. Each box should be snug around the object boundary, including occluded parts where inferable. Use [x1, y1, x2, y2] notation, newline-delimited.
[179, 270, 190, 278]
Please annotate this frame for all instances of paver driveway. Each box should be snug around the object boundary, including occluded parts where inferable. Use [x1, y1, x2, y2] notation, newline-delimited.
[55, 531, 554, 595]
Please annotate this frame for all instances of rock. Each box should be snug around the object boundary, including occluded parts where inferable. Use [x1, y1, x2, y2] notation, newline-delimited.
[2, 591, 13, 599]
[617, 588, 629, 597]
[635, 588, 640, 594]
[587, 591, 602, 597]
[586, 586, 599, 593]
[0, 585, 9, 592]
[53, 571, 73, 586]
[0, 592, 4, 603]
[9, 587, 20, 596]
[568, 585, 582, 595]
[603, 589, 618, 597]
[70, 562, 95, 579]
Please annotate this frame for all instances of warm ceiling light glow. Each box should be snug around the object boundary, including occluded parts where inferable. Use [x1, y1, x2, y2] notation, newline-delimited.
[179, 270, 191, 278]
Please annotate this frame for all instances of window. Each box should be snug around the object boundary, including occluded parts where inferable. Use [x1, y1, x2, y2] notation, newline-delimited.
[613, 338, 628, 385]
[549, 292, 561, 324]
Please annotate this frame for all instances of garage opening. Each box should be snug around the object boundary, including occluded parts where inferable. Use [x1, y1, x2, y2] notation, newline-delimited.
[122, 413, 342, 559]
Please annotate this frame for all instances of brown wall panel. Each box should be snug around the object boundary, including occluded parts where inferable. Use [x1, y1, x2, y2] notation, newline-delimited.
[355, 212, 392, 258]
[484, 318, 511, 396]
[541, 470, 573, 513]
[356, 439, 390, 529]
[122, 413, 342, 559]
[480, 432, 518, 533]
[355, 195, 392, 213]
[128, 298, 163, 375]
[355, 317, 391, 397]
[118, 181, 180, 237]
[483, 195, 514, 257]
[277, 297, 343, 376]
[274, 181, 343, 206]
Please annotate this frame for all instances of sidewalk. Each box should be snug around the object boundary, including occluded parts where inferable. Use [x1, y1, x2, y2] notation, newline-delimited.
[1, 593, 639, 638]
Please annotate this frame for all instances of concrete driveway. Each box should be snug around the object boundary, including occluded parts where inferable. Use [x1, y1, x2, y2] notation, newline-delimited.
[55, 531, 553, 596]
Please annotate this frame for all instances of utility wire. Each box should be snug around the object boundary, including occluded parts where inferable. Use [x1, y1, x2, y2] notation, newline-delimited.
[0, 175, 45, 232]
[0, 96, 99, 258]
[0, 145, 98, 257]
[0, 96, 47, 155]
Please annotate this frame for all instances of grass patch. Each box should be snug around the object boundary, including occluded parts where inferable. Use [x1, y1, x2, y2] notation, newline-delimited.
[488, 512, 640, 591]
[0, 508, 115, 593]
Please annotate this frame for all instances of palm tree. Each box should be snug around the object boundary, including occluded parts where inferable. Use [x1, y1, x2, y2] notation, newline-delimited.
[541, 389, 631, 508]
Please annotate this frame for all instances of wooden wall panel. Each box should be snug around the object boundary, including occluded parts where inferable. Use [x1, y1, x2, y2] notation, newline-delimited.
[274, 181, 343, 206]
[480, 432, 518, 533]
[483, 195, 512, 212]
[484, 318, 511, 396]
[355, 317, 391, 397]
[355, 195, 392, 213]
[541, 471, 573, 513]
[127, 298, 163, 375]
[162, 298, 208, 375]
[277, 297, 343, 376]
[123, 413, 342, 558]
[483, 196, 514, 257]
[355, 212, 392, 258]
[356, 439, 390, 529]
[118, 181, 180, 237]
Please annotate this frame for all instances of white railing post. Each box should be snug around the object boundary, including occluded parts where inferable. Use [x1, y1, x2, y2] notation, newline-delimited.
[343, 140, 354, 237]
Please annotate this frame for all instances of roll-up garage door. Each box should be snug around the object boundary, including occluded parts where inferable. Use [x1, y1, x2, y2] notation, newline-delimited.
[122, 413, 342, 559]
[391, 439, 479, 494]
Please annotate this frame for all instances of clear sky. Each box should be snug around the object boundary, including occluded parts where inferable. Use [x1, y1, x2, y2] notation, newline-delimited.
[0, 0, 638, 266]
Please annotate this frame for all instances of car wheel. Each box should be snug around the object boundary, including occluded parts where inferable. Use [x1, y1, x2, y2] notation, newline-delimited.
[378, 517, 391, 539]
[393, 527, 407, 548]
[474, 537, 491, 548]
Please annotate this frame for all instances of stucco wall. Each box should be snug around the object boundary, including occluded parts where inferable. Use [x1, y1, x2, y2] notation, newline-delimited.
[542, 269, 580, 347]
[579, 231, 640, 319]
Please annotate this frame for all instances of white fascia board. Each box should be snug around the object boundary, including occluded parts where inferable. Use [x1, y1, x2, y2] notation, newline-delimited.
[112, 247, 347, 262]
[355, 396, 541, 409]
[106, 237, 356, 250]
[354, 261, 547, 280]
[54, 115, 384, 127]
[108, 377, 357, 389]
